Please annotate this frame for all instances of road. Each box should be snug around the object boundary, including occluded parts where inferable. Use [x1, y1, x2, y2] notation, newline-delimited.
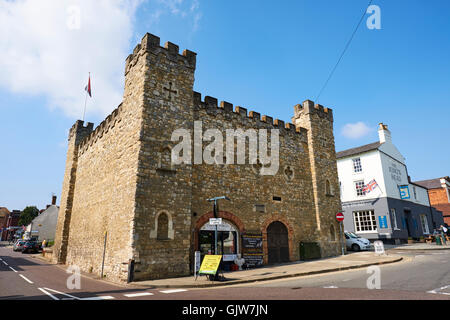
[1, 245, 450, 300]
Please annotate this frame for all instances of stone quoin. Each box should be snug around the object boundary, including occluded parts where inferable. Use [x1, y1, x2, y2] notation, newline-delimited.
[53, 33, 343, 282]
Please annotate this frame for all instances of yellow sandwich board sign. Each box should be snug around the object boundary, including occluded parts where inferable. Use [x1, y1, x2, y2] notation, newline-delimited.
[198, 255, 222, 275]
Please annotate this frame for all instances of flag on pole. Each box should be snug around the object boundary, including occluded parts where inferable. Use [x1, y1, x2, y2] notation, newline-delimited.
[363, 179, 379, 194]
[84, 74, 92, 97]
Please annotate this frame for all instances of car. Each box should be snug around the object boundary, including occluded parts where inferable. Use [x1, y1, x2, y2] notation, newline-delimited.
[13, 240, 26, 252]
[344, 231, 372, 251]
[21, 241, 40, 254]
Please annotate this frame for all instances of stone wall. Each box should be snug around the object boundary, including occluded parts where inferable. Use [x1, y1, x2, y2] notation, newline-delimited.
[55, 32, 343, 282]
[292, 101, 344, 257]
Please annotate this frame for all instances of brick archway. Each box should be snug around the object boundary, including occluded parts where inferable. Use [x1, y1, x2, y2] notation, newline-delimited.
[193, 211, 245, 252]
[261, 216, 294, 264]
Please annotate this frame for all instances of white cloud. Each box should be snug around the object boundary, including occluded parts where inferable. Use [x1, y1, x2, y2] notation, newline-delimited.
[0, 0, 202, 119]
[0, 0, 142, 118]
[341, 122, 373, 139]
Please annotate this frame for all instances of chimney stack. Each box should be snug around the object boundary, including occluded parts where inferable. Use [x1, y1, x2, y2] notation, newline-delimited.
[378, 123, 392, 144]
[52, 195, 57, 205]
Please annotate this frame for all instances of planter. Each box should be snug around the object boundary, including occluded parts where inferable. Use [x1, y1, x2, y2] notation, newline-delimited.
[407, 239, 414, 244]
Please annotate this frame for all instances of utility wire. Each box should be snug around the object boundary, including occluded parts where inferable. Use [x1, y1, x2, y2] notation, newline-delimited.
[315, 0, 373, 103]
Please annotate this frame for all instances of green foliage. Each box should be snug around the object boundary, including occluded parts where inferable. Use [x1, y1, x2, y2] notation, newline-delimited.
[18, 206, 40, 226]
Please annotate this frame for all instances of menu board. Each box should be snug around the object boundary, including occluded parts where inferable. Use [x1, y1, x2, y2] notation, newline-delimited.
[242, 232, 263, 267]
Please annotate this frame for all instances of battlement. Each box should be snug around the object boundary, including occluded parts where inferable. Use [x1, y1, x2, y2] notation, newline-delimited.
[77, 103, 123, 155]
[125, 33, 197, 76]
[293, 100, 333, 122]
[68, 120, 94, 142]
[193, 91, 308, 137]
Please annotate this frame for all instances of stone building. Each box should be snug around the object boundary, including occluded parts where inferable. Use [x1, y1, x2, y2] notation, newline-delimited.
[53, 33, 342, 282]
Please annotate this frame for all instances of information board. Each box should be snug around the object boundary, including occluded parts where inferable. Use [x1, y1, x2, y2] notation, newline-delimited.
[198, 255, 222, 275]
[242, 232, 263, 267]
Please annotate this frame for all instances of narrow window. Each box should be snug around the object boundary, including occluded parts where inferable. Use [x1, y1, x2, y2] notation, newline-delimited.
[330, 225, 336, 241]
[157, 213, 169, 240]
[390, 208, 399, 230]
[326, 180, 332, 195]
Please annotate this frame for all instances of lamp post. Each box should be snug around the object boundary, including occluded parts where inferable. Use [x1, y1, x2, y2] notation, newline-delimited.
[206, 196, 230, 255]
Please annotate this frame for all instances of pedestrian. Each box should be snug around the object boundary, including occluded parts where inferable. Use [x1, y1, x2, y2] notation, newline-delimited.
[440, 225, 448, 245]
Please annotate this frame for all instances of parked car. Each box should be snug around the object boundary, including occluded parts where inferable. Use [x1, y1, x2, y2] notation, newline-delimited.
[13, 240, 26, 252]
[344, 231, 372, 251]
[21, 241, 40, 254]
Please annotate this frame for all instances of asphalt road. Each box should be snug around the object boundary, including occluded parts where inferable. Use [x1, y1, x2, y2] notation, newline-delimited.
[1, 245, 449, 300]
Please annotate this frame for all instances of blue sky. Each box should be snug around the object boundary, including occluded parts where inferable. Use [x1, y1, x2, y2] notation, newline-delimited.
[0, 0, 449, 210]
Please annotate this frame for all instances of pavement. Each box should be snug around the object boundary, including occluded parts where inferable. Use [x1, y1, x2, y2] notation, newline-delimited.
[384, 243, 450, 250]
[133, 251, 403, 288]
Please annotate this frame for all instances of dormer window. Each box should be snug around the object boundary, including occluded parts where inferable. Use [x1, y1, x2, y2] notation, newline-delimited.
[353, 158, 362, 173]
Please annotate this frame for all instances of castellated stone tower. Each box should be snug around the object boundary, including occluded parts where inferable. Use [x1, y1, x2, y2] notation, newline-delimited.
[53, 120, 93, 264]
[292, 100, 342, 257]
[128, 34, 197, 280]
[54, 32, 343, 283]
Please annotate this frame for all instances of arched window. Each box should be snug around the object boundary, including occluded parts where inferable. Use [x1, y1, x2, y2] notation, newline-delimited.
[330, 224, 336, 241]
[157, 213, 169, 240]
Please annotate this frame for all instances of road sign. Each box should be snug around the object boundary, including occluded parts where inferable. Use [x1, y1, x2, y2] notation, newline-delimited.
[209, 218, 222, 225]
[336, 212, 344, 222]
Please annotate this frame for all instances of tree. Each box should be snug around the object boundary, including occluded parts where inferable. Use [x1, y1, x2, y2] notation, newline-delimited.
[18, 206, 39, 226]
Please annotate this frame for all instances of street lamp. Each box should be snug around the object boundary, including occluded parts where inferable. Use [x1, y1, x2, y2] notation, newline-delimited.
[206, 196, 230, 255]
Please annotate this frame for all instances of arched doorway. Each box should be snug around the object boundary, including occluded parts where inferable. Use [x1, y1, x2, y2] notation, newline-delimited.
[267, 221, 289, 264]
[199, 220, 239, 261]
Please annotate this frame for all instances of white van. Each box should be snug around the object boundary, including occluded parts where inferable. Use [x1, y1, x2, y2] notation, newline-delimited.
[344, 231, 372, 251]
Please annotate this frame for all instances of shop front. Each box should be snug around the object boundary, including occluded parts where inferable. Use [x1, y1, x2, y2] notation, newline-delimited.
[198, 220, 240, 271]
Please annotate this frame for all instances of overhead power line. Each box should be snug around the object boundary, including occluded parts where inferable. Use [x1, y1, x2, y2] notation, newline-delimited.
[315, 0, 373, 103]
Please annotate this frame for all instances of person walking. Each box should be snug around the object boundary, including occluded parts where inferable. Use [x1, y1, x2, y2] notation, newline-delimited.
[440, 225, 448, 245]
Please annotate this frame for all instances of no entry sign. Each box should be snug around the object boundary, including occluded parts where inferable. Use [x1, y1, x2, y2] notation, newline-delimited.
[336, 212, 344, 222]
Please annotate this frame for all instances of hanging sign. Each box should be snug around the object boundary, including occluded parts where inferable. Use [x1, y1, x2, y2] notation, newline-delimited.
[399, 185, 410, 199]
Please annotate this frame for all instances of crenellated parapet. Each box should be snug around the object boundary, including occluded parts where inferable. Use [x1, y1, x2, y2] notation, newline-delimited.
[68, 120, 94, 143]
[125, 33, 197, 76]
[193, 91, 308, 137]
[293, 100, 333, 122]
[77, 103, 123, 156]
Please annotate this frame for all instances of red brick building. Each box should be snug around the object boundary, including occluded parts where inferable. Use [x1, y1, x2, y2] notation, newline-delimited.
[414, 177, 450, 226]
[0, 207, 21, 241]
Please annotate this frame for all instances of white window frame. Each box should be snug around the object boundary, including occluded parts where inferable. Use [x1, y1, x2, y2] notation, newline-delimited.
[352, 157, 362, 173]
[353, 210, 377, 233]
[355, 180, 366, 197]
[390, 208, 399, 230]
[420, 214, 430, 234]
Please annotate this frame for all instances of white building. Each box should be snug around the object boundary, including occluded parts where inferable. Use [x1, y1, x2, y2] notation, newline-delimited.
[25, 198, 59, 242]
[336, 123, 444, 243]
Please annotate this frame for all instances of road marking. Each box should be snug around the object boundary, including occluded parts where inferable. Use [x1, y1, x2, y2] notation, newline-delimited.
[124, 292, 154, 298]
[160, 289, 188, 294]
[342, 279, 351, 282]
[2, 261, 8, 266]
[323, 286, 338, 288]
[38, 287, 59, 300]
[81, 296, 115, 300]
[9, 266, 17, 272]
[43, 287, 80, 300]
[19, 274, 34, 284]
[427, 285, 450, 296]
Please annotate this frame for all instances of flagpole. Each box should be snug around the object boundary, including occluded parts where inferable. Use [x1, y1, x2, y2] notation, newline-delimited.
[82, 72, 90, 122]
